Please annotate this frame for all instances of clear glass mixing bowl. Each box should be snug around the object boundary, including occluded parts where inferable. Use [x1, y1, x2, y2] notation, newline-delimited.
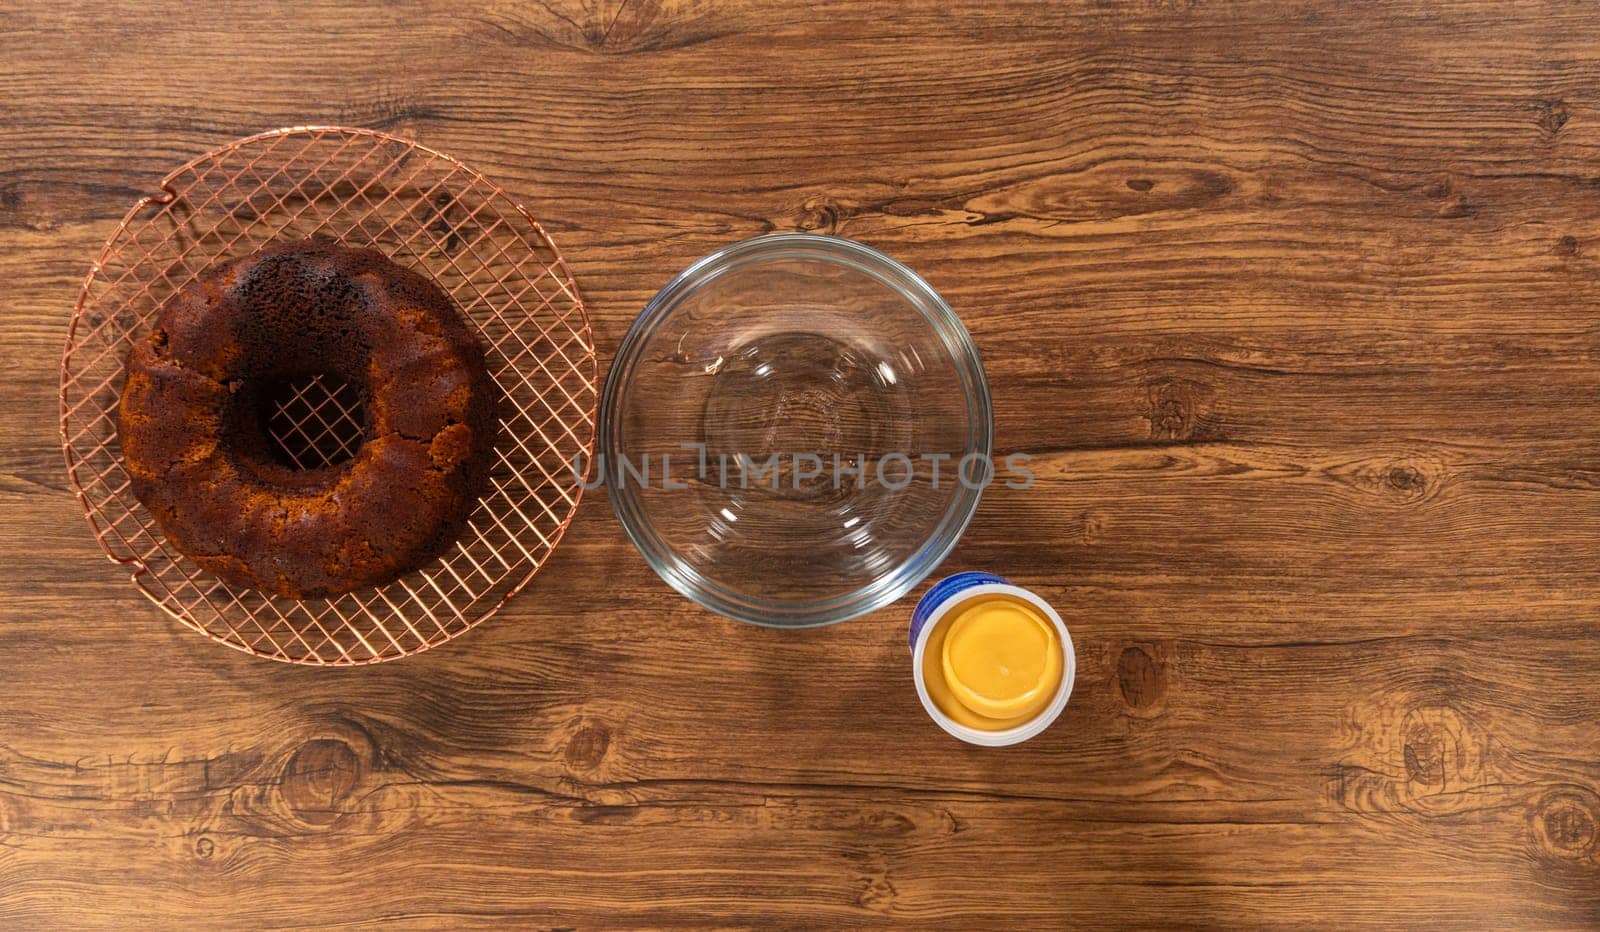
[599, 233, 993, 627]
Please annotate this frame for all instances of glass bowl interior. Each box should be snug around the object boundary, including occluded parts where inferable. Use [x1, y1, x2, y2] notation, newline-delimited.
[600, 233, 993, 627]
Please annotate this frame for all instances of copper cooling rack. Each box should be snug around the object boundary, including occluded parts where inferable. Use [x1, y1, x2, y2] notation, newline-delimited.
[60, 126, 597, 665]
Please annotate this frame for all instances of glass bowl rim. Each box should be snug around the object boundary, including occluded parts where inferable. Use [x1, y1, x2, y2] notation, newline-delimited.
[599, 232, 994, 627]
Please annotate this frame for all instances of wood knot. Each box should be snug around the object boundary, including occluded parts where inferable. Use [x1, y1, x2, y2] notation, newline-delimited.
[796, 195, 848, 234]
[1532, 790, 1599, 860]
[579, 0, 661, 51]
[856, 871, 898, 912]
[194, 836, 215, 859]
[1556, 235, 1580, 257]
[1535, 98, 1570, 140]
[1381, 458, 1441, 504]
[1126, 178, 1155, 192]
[1143, 377, 1216, 442]
[1331, 703, 1490, 817]
[1117, 645, 1168, 713]
[1331, 453, 1444, 506]
[1436, 196, 1476, 220]
[565, 724, 612, 770]
[1419, 177, 1452, 199]
[1402, 722, 1447, 786]
[1397, 707, 1480, 796]
[281, 738, 362, 825]
[425, 191, 473, 255]
[1081, 509, 1110, 544]
[1387, 464, 1427, 495]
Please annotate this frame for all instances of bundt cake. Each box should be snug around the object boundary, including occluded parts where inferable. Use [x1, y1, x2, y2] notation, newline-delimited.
[118, 239, 498, 599]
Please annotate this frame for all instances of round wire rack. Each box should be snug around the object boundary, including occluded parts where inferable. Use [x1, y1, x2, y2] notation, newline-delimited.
[60, 126, 598, 665]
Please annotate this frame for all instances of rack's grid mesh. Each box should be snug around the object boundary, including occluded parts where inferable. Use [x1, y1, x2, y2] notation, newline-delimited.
[60, 127, 597, 665]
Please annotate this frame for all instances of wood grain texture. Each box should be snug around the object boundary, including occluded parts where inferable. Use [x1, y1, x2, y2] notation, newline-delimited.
[5, 0, 1600, 926]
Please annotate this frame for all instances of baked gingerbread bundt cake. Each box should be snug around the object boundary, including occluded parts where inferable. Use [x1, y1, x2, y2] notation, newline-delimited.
[118, 239, 498, 599]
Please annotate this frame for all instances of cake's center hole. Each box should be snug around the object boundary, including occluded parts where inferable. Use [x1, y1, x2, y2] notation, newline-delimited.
[264, 374, 367, 469]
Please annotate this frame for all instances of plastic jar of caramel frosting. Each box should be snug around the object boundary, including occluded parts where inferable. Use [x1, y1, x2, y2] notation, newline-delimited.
[909, 572, 1075, 747]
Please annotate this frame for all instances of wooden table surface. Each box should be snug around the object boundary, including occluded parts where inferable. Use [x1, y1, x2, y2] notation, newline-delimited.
[6, 0, 1600, 926]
